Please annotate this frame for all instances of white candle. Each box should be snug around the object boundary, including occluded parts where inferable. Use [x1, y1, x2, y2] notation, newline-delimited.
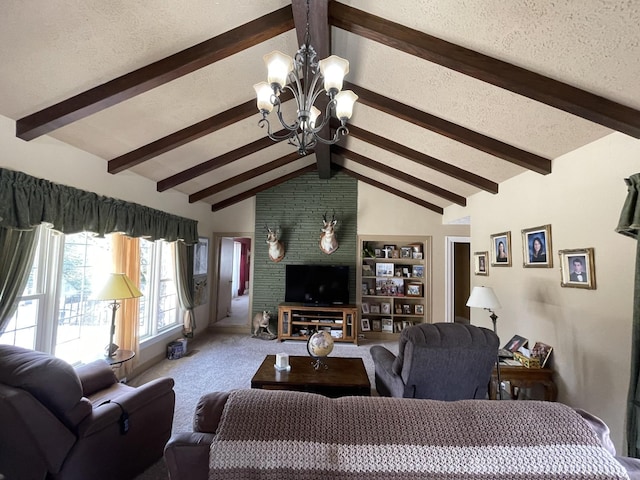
[275, 353, 289, 369]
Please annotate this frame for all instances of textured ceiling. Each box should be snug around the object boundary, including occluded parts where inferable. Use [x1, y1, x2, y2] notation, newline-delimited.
[1, 0, 639, 214]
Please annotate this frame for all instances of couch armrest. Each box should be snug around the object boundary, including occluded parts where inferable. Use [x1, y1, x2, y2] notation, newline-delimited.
[615, 456, 640, 480]
[194, 391, 230, 433]
[165, 432, 215, 480]
[76, 359, 118, 396]
[77, 377, 175, 437]
[370, 346, 405, 397]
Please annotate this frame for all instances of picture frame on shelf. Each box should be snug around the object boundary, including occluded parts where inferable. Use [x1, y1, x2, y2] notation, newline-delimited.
[522, 224, 553, 268]
[381, 302, 391, 314]
[412, 251, 423, 260]
[360, 318, 371, 332]
[382, 318, 393, 332]
[400, 246, 412, 258]
[372, 319, 382, 332]
[474, 251, 488, 276]
[394, 267, 403, 277]
[490, 231, 512, 267]
[411, 265, 424, 278]
[361, 283, 368, 295]
[395, 304, 403, 314]
[361, 303, 370, 314]
[402, 267, 411, 277]
[375, 262, 394, 277]
[362, 264, 373, 276]
[370, 304, 381, 314]
[383, 245, 397, 257]
[402, 304, 411, 314]
[405, 282, 423, 297]
[391, 249, 400, 259]
[374, 248, 383, 258]
[415, 304, 424, 315]
[559, 248, 596, 289]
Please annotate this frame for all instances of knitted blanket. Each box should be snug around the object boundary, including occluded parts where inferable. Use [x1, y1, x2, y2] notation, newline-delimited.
[209, 389, 629, 479]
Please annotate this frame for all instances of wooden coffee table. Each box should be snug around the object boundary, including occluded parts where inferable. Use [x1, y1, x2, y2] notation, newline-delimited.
[251, 355, 371, 397]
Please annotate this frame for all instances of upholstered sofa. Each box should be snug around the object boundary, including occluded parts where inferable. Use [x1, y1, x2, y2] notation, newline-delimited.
[165, 388, 640, 480]
[0, 344, 175, 480]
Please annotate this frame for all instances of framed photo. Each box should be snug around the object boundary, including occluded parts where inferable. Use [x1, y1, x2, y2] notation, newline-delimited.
[381, 302, 391, 314]
[522, 224, 553, 268]
[382, 318, 393, 332]
[490, 231, 511, 266]
[362, 264, 373, 276]
[415, 304, 424, 315]
[372, 319, 382, 332]
[360, 318, 371, 332]
[400, 246, 413, 258]
[374, 248, 383, 258]
[474, 251, 488, 276]
[402, 304, 411, 314]
[559, 248, 596, 289]
[383, 245, 396, 258]
[412, 265, 424, 278]
[395, 304, 403, 314]
[531, 342, 553, 368]
[391, 249, 400, 259]
[503, 334, 528, 353]
[405, 282, 423, 297]
[361, 303, 370, 314]
[370, 304, 381, 314]
[375, 262, 394, 277]
[412, 251, 423, 260]
[194, 236, 209, 275]
[361, 283, 368, 295]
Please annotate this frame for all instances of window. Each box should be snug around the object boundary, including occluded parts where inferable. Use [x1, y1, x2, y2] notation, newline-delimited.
[139, 239, 179, 340]
[2, 229, 181, 362]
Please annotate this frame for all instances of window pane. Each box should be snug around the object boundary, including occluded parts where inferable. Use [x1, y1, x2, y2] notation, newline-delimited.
[138, 239, 152, 338]
[55, 233, 112, 365]
[0, 299, 38, 349]
[156, 242, 178, 331]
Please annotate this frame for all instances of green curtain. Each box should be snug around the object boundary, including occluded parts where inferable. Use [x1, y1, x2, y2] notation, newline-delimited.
[617, 173, 640, 457]
[0, 167, 198, 244]
[0, 226, 39, 332]
[173, 241, 196, 338]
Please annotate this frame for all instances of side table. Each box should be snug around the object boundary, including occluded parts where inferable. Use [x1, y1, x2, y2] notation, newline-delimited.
[490, 363, 557, 401]
[106, 349, 135, 368]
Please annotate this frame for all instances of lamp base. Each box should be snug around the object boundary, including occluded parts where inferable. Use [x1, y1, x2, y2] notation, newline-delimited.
[105, 343, 119, 357]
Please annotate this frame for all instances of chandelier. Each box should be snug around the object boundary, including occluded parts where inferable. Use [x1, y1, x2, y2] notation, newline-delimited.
[253, 1, 357, 155]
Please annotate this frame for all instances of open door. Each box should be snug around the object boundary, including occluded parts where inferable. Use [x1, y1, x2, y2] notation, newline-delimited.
[445, 236, 471, 323]
[217, 237, 234, 322]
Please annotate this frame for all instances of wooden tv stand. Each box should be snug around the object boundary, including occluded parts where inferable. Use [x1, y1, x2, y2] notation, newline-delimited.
[277, 303, 358, 345]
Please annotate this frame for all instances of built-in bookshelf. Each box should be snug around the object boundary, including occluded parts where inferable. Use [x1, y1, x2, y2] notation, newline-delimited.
[357, 236, 431, 338]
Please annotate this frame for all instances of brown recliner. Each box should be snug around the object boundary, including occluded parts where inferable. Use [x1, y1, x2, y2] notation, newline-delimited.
[0, 344, 175, 480]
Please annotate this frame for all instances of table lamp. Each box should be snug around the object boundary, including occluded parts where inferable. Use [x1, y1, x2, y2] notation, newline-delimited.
[94, 273, 143, 357]
[466, 285, 502, 335]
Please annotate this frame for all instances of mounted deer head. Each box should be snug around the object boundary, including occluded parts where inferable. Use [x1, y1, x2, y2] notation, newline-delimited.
[265, 225, 285, 262]
[319, 212, 339, 255]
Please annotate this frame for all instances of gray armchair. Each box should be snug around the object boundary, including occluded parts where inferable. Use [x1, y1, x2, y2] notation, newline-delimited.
[370, 322, 499, 400]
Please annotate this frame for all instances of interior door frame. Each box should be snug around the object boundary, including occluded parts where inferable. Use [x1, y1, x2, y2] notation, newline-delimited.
[444, 236, 471, 323]
[212, 232, 254, 325]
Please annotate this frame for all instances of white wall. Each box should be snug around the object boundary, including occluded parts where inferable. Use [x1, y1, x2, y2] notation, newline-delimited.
[0, 114, 217, 366]
[446, 132, 640, 452]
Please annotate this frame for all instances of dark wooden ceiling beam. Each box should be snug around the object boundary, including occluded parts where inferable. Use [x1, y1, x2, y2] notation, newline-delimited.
[331, 2, 640, 138]
[346, 82, 551, 175]
[109, 90, 295, 174]
[157, 129, 287, 192]
[292, 0, 331, 177]
[340, 122, 498, 193]
[211, 163, 317, 211]
[331, 162, 443, 214]
[189, 151, 304, 203]
[16, 5, 294, 141]
[333, 146, 466, 206]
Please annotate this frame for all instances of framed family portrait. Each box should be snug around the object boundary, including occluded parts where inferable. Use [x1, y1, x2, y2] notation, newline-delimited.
[490, 231, 511, 266]
[522, 224, 553, 268]
[474, 251, 489, 276]
[360, 318, 371, 332]
[559, 248, 596, 289]
[371, 319, 382, 332]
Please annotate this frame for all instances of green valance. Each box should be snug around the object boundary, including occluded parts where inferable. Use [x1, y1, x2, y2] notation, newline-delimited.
[0, 168, 198, 244]
[617, 173, 640, 239]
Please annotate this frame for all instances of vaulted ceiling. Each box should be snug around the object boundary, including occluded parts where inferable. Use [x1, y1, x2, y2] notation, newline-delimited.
[2, 1, 639, 215]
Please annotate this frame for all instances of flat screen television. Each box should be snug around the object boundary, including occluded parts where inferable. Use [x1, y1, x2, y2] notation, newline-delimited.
[284, 264, 350, 306]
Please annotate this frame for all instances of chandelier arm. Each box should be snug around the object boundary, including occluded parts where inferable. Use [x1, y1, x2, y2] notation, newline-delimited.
[270, 87, 301, 133]
[313, 124, 349, 146]
[258, 116, 298, 143]
[306, 97, 337, 135]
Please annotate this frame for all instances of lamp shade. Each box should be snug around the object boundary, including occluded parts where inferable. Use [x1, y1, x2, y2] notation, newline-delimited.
[253, 82, 274, 113]
[319, 55, 349, 93]
[264, 50, 293, 89]
[466, 286, 501, 310]
[93, 273, 142, 301]
[335, 90, 358, 120]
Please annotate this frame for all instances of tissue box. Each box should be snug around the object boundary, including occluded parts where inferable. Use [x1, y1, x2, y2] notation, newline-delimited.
[167, 340, 185, 360]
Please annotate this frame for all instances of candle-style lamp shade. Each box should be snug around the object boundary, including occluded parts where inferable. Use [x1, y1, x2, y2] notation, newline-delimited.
[466, 286, 501, 334]
[93, 273, 143, 357]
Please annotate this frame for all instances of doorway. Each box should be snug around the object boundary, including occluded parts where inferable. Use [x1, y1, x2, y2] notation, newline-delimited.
[212, 233, 253, 329]
[445, 236, 471, 324]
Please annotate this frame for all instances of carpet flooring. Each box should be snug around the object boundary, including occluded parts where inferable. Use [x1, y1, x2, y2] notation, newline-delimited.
[131, 329, 398, 480]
